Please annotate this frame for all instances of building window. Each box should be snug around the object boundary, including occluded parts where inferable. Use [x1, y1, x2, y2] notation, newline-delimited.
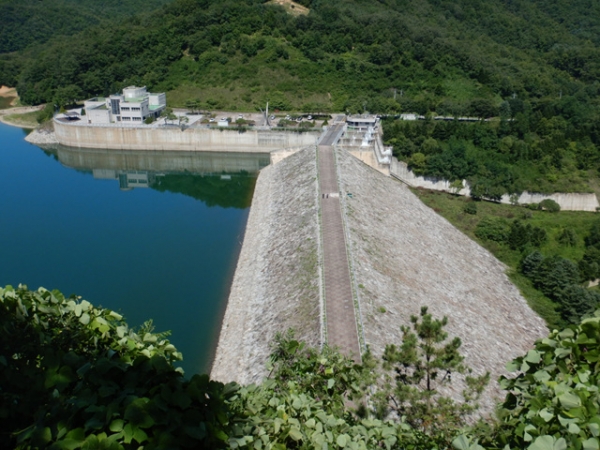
[133, 117, 141, 121]
[121, 107, 130, 111]
[110, 99, 120, 115]
[122, 117, 130, 121]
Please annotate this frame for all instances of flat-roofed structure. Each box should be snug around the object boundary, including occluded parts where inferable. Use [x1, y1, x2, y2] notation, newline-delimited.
[346, 115, 378, 131]
[84, 86, 166, 125]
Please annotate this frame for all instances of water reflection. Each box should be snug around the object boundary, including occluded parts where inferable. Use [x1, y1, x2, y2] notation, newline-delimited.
[48, 146, 271, 208]
[0, 138, 266, 374]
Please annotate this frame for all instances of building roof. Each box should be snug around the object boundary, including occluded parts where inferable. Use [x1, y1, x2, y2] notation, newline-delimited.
[123, 97, 146, 103]
[347, 116, 378, 123]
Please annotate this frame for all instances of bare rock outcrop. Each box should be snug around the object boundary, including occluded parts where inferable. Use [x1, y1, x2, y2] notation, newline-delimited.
[337, 149, 548, 415]
[211, 147, 321, 385]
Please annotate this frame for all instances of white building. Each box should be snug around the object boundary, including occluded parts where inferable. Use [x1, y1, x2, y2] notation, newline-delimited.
[84, 86, 166, 125]
[346, 115, 379, 131]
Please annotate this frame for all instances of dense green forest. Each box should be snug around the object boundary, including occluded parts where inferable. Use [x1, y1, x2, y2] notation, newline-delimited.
[3, 285, 600, 449]
[1, 0, 599, 195]
[2, 0, 599, 112]
[0, 0, 173, 54]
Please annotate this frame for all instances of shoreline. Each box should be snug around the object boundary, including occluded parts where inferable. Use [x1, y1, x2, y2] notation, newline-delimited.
[0, 115, 35, 129]
[0, 105, 44, 129]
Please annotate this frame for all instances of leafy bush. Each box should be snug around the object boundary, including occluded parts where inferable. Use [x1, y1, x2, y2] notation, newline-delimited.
[0, 285, 237, 449]
[36, 103, 54, 123]
[508, 220, 548, 251]
[520, 253, 599, 324]
[475, 217, 509, 243]
[557, 228, 577, 247]
[494, 313, 600, 450]
[9, 284, 600, 450]
[539, 199, 561, 212]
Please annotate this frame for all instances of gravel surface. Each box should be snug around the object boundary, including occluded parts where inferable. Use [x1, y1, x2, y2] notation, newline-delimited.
[337, 149, 548, 417]
[211, 147, 322, 384]
[24, 128, 58, 145]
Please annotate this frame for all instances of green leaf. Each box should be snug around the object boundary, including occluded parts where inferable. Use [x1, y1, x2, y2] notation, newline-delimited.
[292, 397, 302, 409]
[528, 436, 556, 450]
[555, 438, 567, 450]
[327, 378, 335, 390]
[589, 421, 600, 437]
[525, 350, 542, 364]
[109, 419, 124, 433]
[124, 399, 154, 428]
[452, 435, 471, 450]
[583, 438, 600, 450]
[336, 434, 348, 448]
[506, 360, 520, 372]
[57, 428, 86, 449]
[539, 408, 554, 422]
[123, 424, 134, 445]
[555, 348, 572, 358]
[534, 370, 551, 383]
[558, 392, 582, 409]
[288, 427, 303, 441]
[133, 426, 148, 444]
[79, 312, 90, 325]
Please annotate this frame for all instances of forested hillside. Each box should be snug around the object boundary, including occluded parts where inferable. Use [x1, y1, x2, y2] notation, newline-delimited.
[1, 0, 599, 196]
[0, 0, 173, 54]
[1, 0, 598, 110]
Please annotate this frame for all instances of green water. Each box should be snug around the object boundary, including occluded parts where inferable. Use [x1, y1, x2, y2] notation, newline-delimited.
[0, 122, 268, 375]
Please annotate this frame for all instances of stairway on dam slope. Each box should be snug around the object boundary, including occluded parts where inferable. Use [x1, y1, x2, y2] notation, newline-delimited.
[318, 123, 362, 362]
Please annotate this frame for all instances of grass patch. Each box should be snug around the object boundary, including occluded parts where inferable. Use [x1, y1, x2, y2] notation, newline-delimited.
[2, 111, 38, 128]
[0, 96, 17, 110]
[413, 188, 599, 329]
[442, 78, 479, 102]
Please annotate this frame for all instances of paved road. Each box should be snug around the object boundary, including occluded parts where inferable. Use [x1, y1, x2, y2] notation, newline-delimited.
[319, 123, 345, 146]
[318, 125, 361, 362]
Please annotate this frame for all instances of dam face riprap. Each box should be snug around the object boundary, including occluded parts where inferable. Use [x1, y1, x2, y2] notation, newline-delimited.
[212, 147, 547, 418]
[211, 147, 321, 384]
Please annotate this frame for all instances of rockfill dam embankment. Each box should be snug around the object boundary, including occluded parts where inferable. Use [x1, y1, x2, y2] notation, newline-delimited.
[212, 147, 547, 416]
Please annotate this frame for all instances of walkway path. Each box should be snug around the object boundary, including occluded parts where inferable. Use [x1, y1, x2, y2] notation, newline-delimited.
[318, 124, 362, 362]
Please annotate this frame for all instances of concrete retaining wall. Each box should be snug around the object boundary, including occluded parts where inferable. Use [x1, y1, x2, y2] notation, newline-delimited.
[54, 120, 320, 153]
[390, 158, 599, 212]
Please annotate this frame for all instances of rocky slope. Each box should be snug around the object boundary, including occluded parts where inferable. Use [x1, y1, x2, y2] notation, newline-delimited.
[337, 149, 548, 414]
[211, 147, 322, 384]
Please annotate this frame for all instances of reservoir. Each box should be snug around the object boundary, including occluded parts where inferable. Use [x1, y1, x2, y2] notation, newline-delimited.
[0, 122, 268, 375]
